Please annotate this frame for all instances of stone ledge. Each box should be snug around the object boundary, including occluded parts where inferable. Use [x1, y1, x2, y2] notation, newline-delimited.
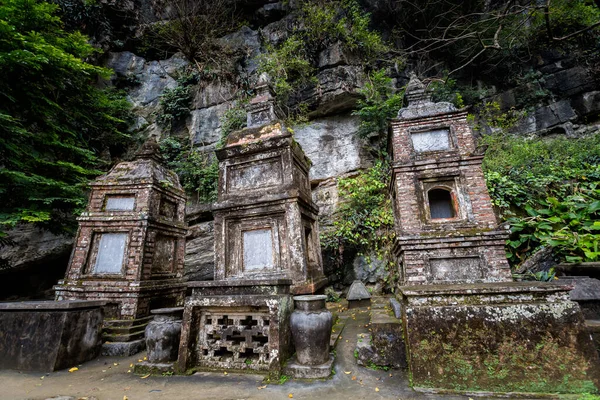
[400, 281, 572, 297]
[0, 300, 106, 311]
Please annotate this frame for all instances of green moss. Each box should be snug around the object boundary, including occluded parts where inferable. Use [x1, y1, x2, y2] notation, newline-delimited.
[411, 327, 598, 394]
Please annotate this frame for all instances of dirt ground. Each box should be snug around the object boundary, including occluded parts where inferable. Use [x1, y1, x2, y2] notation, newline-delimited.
[0, 305, 517, 400]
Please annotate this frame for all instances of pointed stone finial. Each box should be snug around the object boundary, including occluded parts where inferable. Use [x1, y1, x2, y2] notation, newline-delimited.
[134, 136, 163, 163]
[405, 73, 431, 106]
[246, 73, 281, 128]
[397, 73, 457, 119]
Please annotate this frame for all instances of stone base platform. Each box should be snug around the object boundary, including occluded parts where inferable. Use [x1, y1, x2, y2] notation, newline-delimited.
[283, 355, 334, 379]
[178, 279, 294, 378]
[0, 300, 105, 371]
[400, 282, 600, 394]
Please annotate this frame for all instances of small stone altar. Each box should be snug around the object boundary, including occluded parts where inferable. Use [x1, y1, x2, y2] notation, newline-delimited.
[390, 75, 600, 394]
[55, 140, 187, 356]
[177, 79, 328, 377]
[0, 300, 105, 371]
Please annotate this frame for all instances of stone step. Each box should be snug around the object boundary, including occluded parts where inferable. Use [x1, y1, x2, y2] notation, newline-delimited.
[103, 315, 153, 328]
[102, 329, 146, 343]
[103, 323, 150, 336]
[354, 296, 407, 369]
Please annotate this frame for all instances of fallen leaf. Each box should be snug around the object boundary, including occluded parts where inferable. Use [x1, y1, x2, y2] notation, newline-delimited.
[138, 359, 143, 362]
[127, 370, 131, 373]
[113, 363, 119, 366]
[143, 356, 147, 361]
[288, 394, 293, 398]
[140, 373, 151, 379]
[345, 340, 349, 343]
[68, 367, 78, 373]
[102, 370, 107, 373]
[344, 371, 352, 374]
[351, 376, 357, 380]
[129, 364, 133, 368]
[223, 371, 228, 375]
[375, 387, 380, 392]
[40, 376, 44, 380]
[123, 396, 128, 400]
[257, 385, 267, 390]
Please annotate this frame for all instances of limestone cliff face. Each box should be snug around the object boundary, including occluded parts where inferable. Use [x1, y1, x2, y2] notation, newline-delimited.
[1, 0, 599, 298]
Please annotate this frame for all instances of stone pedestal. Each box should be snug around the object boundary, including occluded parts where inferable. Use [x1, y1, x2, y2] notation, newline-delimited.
[400, 282, 600, 394]
[0, 300, 105, 371]
[177, 279, 294, 377]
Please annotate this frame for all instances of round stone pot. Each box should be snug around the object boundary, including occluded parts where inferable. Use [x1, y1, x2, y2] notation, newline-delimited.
[290, 295, 333, 366]
[145, 307, 184, 364]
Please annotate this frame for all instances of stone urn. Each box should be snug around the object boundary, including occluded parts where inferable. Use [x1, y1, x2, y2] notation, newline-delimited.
[145, 307, 184, 364]
[290, 295, 333, 366]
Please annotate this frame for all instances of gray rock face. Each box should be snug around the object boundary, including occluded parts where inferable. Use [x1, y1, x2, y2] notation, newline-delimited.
[106, 52, 188, 119]
[192, 80, 238, 109]
[573, 91, 600, 117]
[184, 221, 215, 281]
[350, 254, 385, 284]
[305, 65, 365, 116]
[0, 224, 73, 273]
[293, 115, 371, 182]
[515, 100, 577, 135]
[543, 66, 595, 97]
[187, 102, 232, 148]
[318, 41, 358, 69]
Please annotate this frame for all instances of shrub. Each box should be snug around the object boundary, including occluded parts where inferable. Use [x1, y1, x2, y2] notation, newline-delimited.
[321, 161, 397, 290]
[482, 133, 600, 266]
[0, 0, 132, 235]
[352, 69, 403, 139]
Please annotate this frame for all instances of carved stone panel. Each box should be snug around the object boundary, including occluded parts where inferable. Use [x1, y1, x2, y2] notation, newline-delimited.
[429, 257, 483, 282]
[243, 229, 274, 272]
[195, 309, 272, 371]
[152, 234, 176, 275]
[227, 157, 283, 193]
[411, 129, 451, 152]
[105, 196, 135, 211]
[93, 233, 128, 274]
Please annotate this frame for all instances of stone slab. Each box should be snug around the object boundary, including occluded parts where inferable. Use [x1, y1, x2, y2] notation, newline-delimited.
[389, 298, 402, 319]
[0, 300, 106, 310]
[283, 355, 334, 379]
[0, 304, 103, 371]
